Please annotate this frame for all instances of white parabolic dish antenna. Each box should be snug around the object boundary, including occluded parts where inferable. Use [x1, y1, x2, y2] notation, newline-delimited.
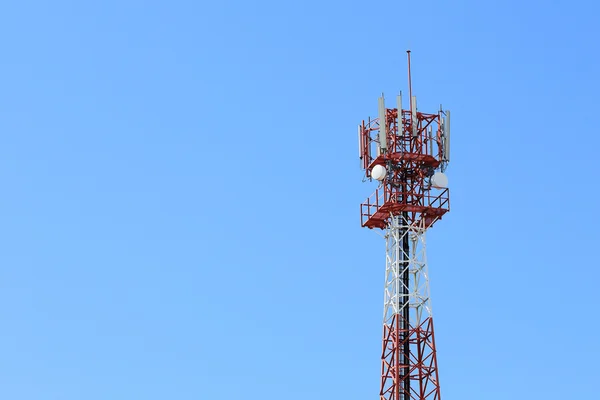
[371, 165, 387, 181]
[431, 172, 448, 189]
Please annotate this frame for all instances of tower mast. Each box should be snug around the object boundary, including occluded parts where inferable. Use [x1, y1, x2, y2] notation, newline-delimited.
[358, 52, 451, 400]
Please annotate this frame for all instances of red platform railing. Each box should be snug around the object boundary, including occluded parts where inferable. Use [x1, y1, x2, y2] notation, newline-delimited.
[360, 188, 450, 229]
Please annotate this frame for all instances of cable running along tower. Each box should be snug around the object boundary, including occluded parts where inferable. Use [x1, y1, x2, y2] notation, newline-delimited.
[358, 51, 451, 400]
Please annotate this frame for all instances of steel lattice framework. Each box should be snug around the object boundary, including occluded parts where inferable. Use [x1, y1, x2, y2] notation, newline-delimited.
[381, 216, 440, 400]
[358, 52, 451, 400]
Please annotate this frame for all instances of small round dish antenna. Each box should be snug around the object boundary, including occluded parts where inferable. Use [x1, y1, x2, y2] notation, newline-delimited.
[431, 172, 448, 189]
[371, 165, 387, 181]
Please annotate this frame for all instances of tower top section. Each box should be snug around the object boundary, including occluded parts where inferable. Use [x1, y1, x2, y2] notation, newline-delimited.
[358, 52, 451, 229]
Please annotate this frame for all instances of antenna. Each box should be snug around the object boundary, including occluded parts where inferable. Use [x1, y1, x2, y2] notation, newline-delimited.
[397, 92, 403, 131]
[378, 95, 388, 152]
[407, 50, 413, 111]
[358, 124, 363, 160]
[444, 110, 451, 162]
[428, 126, 433, 155]
[411, 96, 418, 137]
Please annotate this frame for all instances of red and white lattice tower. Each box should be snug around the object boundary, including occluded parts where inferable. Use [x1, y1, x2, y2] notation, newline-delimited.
[358, 51, 451, 400]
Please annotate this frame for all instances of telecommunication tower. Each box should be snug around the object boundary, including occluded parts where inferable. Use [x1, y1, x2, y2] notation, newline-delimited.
[358, 51, 450, 400]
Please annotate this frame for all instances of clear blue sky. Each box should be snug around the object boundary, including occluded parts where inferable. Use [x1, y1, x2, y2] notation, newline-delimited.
[0, 1, 598, 399]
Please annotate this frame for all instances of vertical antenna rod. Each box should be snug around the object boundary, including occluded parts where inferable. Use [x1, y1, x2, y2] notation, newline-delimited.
[407, 50, 413, 115]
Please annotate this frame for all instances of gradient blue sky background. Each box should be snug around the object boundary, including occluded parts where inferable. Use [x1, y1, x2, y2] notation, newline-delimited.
[0, 1, 598, 399]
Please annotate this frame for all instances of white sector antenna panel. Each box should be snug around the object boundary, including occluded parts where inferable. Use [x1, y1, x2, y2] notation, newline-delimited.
[444, 110, 450, 162]
[378, 96, 388, 151]
[411, 96, 418, 137]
